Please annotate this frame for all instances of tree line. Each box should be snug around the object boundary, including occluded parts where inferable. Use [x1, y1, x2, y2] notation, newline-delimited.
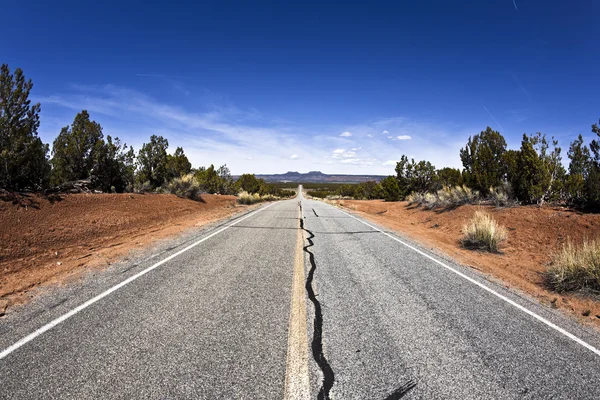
[2, 64, 599, 207]
[376, 125, 600, 208]
[0, 64, 291, 198]
[309, 124, 600, 209]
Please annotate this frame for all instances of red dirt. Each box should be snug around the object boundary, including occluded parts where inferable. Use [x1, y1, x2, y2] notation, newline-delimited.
[0, 193, 248, 313]
[333, 200, 600, 327]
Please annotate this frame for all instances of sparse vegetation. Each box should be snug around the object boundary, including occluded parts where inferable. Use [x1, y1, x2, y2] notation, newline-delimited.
[306, 190, 330, 199]
[302, 181, 384, 200]
[236, 191, 282, 204]
[545, 239, 600, 293]
[461, 211, 507, 252]
[237, 191, 262, 204]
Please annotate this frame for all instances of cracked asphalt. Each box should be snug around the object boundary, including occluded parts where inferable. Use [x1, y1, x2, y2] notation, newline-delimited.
[2, 191, 600, 399]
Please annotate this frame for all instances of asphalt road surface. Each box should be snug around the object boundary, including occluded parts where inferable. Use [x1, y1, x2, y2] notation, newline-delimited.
[1, 189, 600, 399]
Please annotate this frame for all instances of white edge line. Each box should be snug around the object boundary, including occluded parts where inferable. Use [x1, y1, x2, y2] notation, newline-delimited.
[0, 202, 276, 360]
[337, 208, 600, 358]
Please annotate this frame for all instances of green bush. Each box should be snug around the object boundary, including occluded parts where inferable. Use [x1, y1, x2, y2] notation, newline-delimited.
[380, 176, 401, 201]
[168, 173, 200, 199]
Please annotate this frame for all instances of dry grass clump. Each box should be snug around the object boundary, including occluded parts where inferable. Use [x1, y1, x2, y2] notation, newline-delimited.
[461, 211, 507, 252]
[237, 191, 282, 204]
[407, 186, 479, 209]
[488, 186, 519, 207]
[237, 191, 262, 204]
[545, 239, 600, 293]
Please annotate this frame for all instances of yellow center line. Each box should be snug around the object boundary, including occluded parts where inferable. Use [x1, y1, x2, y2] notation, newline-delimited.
[283, 205, 310, 399]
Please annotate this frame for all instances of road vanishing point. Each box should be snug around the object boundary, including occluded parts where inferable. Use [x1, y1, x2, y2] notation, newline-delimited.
[1, 188, 600, 399]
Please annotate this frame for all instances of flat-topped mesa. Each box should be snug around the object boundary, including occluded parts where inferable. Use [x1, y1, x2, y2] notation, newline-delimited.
[237, 171, 386, 183]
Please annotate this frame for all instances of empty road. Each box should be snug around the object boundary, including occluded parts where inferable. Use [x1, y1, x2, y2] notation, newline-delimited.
[1, 190, 600, 399]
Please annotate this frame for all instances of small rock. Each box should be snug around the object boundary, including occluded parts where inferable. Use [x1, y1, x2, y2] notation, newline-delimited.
[56, 262, 62, 266]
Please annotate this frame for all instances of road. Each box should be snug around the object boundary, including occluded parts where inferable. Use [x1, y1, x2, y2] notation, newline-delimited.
[1, 189, 600, 399]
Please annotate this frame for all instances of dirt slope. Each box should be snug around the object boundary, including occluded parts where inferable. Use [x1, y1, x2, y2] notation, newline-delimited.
[333, 200, 600, 327]
[0, 193, 247, 313]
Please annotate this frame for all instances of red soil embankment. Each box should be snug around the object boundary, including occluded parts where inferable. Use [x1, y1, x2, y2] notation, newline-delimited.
[0, 193, 246, 313]
[333, 200, 600, 327]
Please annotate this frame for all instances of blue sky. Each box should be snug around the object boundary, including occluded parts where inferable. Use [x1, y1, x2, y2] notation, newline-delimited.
[2, 0, 599, 174]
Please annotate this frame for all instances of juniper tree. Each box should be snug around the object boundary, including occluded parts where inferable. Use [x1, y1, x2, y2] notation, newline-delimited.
[0, 64, 51, 190]
[51, 110, 104, 184]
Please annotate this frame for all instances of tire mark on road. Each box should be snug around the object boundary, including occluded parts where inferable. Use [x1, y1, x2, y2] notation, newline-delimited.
[300, 203, 335, 399]
[384, 379, 417, 399]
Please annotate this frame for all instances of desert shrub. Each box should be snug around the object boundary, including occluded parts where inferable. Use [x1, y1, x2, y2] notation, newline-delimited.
[408, 186, 480, 209]
[461, 211, 507, 252]
[406, 192, 426, 205]
[488, 187, 508, 206]
[545, 239, 600, 292]
[168, 173, 200, 199]
[447, 185, 479, 205]
[422, 192, 438, 209]
[487, 185, 520, 207]
[260, 194, 278, 201]
[133, 180, 153, 193]
[153, 186, 170, 194]
[237, 191, 262, 204]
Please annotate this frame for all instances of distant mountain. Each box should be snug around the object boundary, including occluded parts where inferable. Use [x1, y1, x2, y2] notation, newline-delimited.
[249, 171, 386, 183]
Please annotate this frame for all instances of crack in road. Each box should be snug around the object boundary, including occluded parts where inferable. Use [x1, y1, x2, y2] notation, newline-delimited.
[300, 204, 335, 399]
[300, 200, 416, 399]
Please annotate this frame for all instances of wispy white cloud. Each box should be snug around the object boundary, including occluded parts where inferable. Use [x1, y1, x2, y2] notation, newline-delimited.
[340, 131, 352, 137]
[37, 84, 475, 174]
[339, 158, 378, 165]
[331, 149, 356, 158]
[397, 135, 412, 140]
[512, 0, 518, 10]
[383, 160, 397, 166]
[382, 130, 389, 134]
